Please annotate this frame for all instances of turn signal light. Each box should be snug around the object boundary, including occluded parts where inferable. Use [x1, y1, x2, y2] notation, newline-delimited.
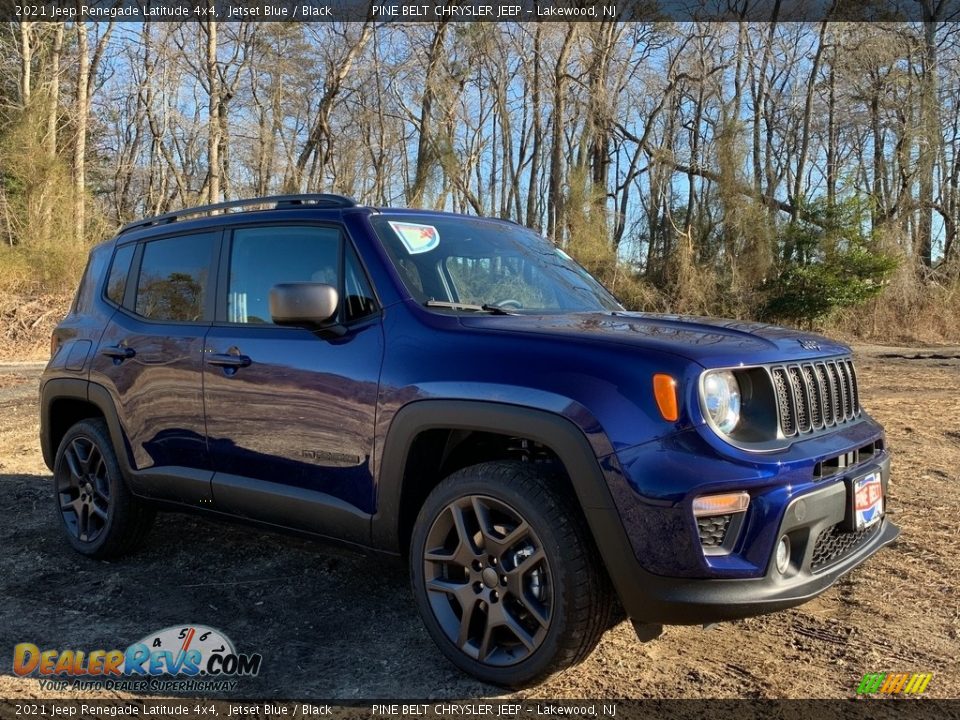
[653, 373, 679, 422]
[693, 492, 750, 517]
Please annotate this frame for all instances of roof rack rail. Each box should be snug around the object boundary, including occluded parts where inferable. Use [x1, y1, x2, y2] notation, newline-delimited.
[118, 194, 357, 234]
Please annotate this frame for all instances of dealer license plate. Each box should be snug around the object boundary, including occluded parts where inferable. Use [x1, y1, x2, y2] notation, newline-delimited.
[853, 472, 883, 529]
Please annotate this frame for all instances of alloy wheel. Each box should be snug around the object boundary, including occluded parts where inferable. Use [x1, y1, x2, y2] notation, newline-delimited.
[422, 494, 553, 666]
[57, 436, 111, 544]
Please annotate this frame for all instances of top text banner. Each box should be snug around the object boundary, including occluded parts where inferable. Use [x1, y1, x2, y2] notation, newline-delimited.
[2, 0, 958, 22]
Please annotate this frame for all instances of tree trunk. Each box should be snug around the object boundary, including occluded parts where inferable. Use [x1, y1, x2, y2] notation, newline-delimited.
[525, 26, 543, 230]
[206, 13, 221, 204]
[792, 21, 828, 224]
[547, 24, 577, 242]
[46, 23, 63, 159]
[918, 4, 943, 266]
[410, 21, 452, 207]
[826, 60, 837, 207]
[73, 21, 90, 243]
[19, 21, 32, 106]
[290, 23, 374, 193]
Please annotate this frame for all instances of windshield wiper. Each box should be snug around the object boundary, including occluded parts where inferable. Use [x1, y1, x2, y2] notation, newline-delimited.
[424, 300, 515, 315]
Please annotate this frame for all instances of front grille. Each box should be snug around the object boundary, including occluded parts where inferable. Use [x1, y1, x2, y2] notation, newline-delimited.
[697, 514, 732, 548]
[771, 357, 860, 438]
[811, 522, 879, 571]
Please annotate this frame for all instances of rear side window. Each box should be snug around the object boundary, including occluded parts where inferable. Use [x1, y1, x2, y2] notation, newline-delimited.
[227, 226, 341, 324]
[106, 244, 135, 306]
[134, 233, 216, 322]
[73, 244, 110, 314]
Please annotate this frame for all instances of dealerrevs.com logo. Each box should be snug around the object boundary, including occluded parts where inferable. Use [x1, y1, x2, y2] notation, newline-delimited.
[13, 625, 262, 693]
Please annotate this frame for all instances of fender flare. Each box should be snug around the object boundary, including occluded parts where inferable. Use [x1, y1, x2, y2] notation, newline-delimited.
[371, 399, 645, 614]
[40, 378, 135, 477]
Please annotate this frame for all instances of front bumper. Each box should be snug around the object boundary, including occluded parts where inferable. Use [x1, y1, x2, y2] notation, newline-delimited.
[590, 449, 899, 625]
[613, 486, 897, 625]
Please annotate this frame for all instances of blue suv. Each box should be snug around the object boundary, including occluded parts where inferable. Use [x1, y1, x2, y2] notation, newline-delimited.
[40, 194, 898, 686]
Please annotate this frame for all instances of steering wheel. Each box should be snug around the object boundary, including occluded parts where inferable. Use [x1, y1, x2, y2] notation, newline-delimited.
[491, 299, 523, 309]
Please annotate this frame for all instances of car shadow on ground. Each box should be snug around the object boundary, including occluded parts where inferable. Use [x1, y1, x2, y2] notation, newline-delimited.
[0, 473, 502, 699]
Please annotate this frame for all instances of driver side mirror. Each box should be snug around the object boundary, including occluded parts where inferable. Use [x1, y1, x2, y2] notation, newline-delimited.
[269, 283, 344, 335]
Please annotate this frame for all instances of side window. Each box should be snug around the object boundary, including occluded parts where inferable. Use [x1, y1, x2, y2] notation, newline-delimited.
[106, 243, 135, 306]
[134, 233, 216, 322]
[228, 226, 340, 324]
[72, 260, 94, 314]
[73, 244, 110, 314]
[343, 244, 378, 322]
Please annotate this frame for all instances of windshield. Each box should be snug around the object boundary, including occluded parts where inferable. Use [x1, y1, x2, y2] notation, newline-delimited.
[370, 214, 622, 313]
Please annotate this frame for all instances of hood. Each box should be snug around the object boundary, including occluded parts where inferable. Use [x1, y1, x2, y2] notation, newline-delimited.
[458, 311, 850, 367]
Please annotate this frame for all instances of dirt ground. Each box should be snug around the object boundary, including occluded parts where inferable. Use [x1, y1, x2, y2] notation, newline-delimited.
[0, 347, 957, 700]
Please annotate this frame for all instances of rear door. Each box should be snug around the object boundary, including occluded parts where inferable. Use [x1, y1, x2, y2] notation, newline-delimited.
[203, 223, 383, 544]
[90, 231, 219, 504]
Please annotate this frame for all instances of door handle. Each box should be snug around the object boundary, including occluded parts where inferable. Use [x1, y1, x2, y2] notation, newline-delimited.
[208, 353, 252, 368]
[99, 345, 135, 360]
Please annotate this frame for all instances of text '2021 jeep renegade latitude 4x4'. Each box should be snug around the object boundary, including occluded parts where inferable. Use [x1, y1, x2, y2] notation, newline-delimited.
[41, 194, 898, 686]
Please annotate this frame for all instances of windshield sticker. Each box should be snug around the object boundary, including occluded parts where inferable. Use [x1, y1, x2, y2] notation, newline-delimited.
[389, 221, 440, 255]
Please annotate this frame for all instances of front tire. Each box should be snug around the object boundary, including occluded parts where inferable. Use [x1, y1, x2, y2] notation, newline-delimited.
[410, 461, 613, 687]
[53, 418, 155, 559]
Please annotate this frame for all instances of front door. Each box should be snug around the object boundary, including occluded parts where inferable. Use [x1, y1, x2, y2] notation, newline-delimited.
[203, 223, 383, 544]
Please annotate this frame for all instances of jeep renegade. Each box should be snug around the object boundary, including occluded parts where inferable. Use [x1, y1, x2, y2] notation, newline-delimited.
[40, 194, 898, 686]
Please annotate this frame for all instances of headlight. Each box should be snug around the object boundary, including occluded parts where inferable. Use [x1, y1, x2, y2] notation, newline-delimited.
[702, 370, 741, 434]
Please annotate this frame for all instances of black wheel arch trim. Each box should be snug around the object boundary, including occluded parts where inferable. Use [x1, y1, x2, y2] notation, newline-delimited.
[42, 379, 138, 475]
[372, 400, 619, 546]
[371, 399, 650, 618]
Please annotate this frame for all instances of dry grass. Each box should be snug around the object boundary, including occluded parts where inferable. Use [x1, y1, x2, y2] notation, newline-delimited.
[830, 264, 960, 344]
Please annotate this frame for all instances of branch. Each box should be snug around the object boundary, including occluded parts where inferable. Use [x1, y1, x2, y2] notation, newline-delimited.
[670, 161, 825, 228]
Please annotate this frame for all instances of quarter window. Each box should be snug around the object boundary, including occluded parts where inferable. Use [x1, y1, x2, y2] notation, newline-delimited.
[134, 233, 216, 322]
[106, 243, 135, 306]
[343, 244, 377, 321]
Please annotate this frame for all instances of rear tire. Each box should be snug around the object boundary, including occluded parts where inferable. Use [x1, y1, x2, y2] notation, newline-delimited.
[410, 461, 613, 687]
[53, 418, 155, 559]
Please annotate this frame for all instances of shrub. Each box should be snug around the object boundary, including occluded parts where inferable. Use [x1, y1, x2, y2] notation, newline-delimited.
[761, 199, 897, 328]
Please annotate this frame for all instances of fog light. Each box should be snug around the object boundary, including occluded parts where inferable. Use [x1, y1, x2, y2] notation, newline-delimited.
[775, 535, 791, 574]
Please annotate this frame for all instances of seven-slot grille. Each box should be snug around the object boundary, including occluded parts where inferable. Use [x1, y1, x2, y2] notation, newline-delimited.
[770, 358, 860, 437]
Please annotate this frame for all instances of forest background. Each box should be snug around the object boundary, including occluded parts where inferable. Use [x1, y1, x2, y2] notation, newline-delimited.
[3, 16, 959, 356]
